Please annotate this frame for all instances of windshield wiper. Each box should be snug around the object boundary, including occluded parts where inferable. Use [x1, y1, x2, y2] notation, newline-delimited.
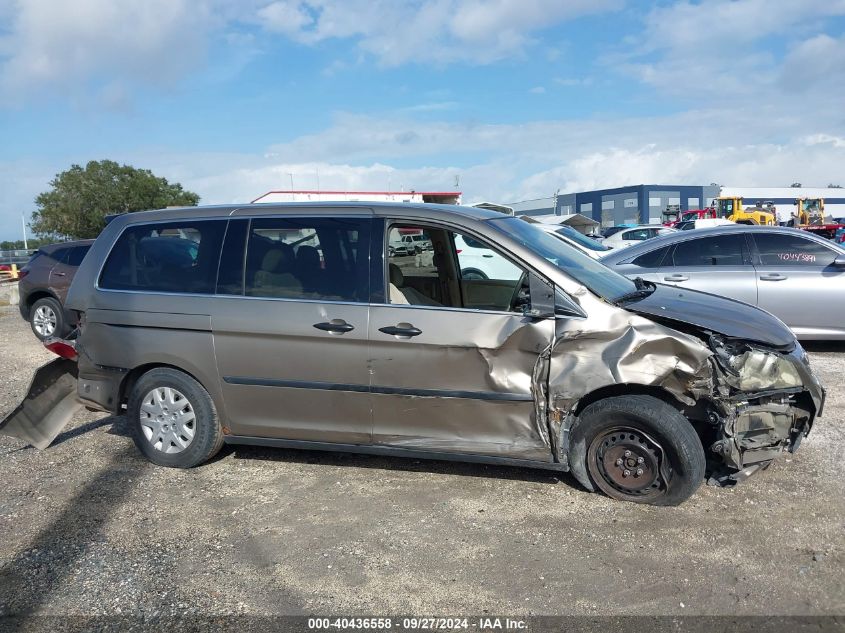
[613, 277, 656, 304]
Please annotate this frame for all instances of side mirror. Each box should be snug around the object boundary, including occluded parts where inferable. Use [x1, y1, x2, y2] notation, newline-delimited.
[833, 255, 845, 267]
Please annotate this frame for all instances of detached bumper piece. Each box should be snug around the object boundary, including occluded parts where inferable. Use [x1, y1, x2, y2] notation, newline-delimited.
[708, 394, 813, 487]
[0, 358, 83, 449]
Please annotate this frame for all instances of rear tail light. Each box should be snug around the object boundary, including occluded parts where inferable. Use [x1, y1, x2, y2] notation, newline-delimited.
[17, 269, 29, 279]
[455, 249, 463, 254]
[44, 339, 77, 360]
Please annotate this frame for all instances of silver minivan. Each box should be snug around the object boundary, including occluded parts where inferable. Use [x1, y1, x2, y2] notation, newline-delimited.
[1, 204, 825, 505]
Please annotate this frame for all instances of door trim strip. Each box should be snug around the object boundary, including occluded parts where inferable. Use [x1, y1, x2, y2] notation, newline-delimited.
[222, 376, 533, 402]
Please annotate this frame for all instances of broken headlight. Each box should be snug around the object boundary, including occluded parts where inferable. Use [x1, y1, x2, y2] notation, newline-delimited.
[710, 336, 804, 392]
[724, 348, 803, 391]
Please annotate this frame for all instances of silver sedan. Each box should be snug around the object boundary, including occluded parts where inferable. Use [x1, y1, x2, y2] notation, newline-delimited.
[600, 225, 845, 340]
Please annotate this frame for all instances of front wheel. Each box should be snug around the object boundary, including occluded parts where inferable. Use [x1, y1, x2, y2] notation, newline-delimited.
[568, 395, 705, 506]
[128, 368, 224, 468]
[461, 268, 488, 280]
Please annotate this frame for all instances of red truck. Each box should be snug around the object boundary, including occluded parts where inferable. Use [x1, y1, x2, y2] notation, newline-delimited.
[662, 208, 718, 228]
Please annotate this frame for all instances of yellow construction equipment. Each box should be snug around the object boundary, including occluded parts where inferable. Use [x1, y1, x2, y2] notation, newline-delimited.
[713, 196, 776, 225]
[794, 198, 825, 225]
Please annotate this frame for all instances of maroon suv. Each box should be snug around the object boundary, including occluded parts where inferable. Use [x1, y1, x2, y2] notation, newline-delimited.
[18, 240, 94, 340]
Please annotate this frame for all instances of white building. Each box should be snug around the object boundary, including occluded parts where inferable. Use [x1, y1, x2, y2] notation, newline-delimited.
[252, 190, 462, 205]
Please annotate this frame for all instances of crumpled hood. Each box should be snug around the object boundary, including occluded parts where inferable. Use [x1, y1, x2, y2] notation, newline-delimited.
[625, 283, 796, 351]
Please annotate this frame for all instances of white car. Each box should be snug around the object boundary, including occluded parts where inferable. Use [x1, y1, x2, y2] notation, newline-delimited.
[602, 225, 677, 249]
[676, 218, 736, 231]
[454, 234, 522, 280]
[534, 224, 611, 260]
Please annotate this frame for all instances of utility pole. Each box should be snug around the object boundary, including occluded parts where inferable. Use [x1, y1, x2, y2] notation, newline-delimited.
[287, 172, 294, 190]
[21, 214, 28, 250]
[316, 168, 320, 191]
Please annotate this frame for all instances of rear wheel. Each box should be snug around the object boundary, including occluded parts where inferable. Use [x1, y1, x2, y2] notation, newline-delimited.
[128, 368, 224, 468]
[30, 296, 64, 341]
[568, 395, 705, 506]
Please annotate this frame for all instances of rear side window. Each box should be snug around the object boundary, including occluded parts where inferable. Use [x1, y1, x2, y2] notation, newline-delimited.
[629, 245, 670, 268]
[671, 235, 749, 267]
[100, 220, 226, 294]
[621, 229, 650, 241]
[65, 245, 90, 267]
[753, 233, 838, 267]
[244, 217, 370, 302]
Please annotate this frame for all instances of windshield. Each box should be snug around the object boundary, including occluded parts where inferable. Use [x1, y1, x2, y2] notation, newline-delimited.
[553, 226, 610, 251]
[490, 217, 636, 302]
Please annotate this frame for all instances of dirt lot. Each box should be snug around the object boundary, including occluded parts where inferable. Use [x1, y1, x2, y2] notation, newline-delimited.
[0, 304, 843, 619]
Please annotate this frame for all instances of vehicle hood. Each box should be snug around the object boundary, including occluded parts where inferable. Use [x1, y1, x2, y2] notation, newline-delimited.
[624, 283, 796, 351]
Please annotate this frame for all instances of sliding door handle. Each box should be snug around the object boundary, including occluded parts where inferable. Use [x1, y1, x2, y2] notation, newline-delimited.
[313, 321, 355, 334]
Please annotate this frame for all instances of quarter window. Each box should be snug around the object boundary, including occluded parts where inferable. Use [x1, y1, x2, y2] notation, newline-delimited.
[99, 220, 226, 294]
[671, 235, 748, 267]
[754, 233, 838, 267]
[243, 217, 369, 302]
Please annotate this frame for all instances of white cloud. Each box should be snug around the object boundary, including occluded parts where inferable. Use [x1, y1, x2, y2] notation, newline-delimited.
[529, 86, 545, 94]
[254, 0, 622, 66]
[0, 0, 217, 103]
[617, 0, 845, 98]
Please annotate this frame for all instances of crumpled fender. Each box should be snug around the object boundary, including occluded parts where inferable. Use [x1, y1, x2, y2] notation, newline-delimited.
[0, 358, 83, 449]
[544, 292, 715, 464]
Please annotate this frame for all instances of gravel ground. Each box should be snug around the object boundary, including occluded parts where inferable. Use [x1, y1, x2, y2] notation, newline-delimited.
[0, 304, 843, 620]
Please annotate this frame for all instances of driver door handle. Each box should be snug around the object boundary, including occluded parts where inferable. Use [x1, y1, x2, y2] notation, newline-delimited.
[379, 325, 423, 338]
[759, 273, 787, 281]
[663, 273, 689, 282]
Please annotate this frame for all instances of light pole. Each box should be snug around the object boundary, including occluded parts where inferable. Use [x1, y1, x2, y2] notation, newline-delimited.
[21, 214, 28, 250]
[287, 172, 294, 190]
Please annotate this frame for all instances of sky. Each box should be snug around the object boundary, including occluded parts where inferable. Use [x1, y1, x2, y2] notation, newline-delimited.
[1, 0, 844, 240]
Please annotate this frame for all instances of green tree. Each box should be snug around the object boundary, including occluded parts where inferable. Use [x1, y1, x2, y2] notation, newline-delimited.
[30, 160, 200, 239]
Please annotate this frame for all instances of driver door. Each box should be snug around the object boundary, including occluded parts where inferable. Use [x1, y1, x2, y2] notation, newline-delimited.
[368, 222, 556, 462]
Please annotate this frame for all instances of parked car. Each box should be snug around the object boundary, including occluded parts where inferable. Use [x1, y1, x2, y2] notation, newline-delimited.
[454, 233, 523, 279]
[600, 225, 845, 340]
[17, 240, 94, 340]
[676, 218, 735, 231]
[600, 225, 636, 239]
[401, 232, 433, 253]
[534, 224, 611, 260]
[603, 225, 677, 249]
[1, 204, 824, 506]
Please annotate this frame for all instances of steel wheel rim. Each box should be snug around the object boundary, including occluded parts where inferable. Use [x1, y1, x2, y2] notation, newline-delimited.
[587, 426, 668, 501]
[139, 387, 196, 454]
[33, 305, 57, 337]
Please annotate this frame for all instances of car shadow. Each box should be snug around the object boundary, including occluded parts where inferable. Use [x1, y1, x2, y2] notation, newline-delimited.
[0, 445, 149, 616]
[227, 443, 574, 486]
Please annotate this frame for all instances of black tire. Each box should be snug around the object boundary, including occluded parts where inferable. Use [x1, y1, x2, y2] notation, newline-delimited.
[461, 268, 488, 280]
[415, 246, 422, 255]
[30, 296, 65, 341]
[568, 395, 705, 506]
[128, 368, 224, 468]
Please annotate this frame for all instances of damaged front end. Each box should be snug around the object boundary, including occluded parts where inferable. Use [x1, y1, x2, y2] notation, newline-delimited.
[705, 335, 824, 484]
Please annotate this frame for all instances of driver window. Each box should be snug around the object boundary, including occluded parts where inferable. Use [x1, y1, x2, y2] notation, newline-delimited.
[386, 224, 527, 313]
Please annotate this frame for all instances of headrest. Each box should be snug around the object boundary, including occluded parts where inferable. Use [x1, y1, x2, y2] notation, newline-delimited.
[389, 262, 404, 286]
[296, 245, 320, 266]
[262, 246, 293, 273]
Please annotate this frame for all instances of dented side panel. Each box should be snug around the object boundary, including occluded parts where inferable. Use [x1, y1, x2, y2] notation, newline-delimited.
[547, 289, 715, 412]
[369, 304, 556, 461]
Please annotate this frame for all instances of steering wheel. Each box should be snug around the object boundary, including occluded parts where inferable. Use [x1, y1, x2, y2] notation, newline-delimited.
[508, 271, 531, 313]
